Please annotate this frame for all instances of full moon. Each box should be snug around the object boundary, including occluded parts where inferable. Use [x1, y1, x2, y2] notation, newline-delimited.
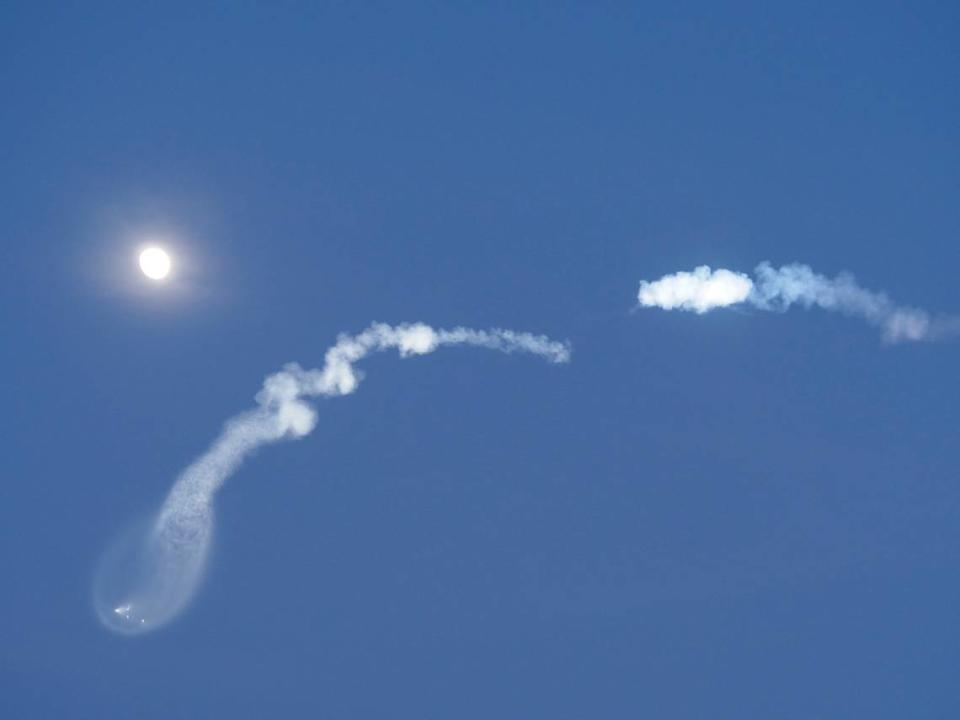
[139, 247, 171, 280]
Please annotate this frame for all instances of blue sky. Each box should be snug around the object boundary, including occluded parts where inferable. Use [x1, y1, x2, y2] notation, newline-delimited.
[2, 3, 958, 717]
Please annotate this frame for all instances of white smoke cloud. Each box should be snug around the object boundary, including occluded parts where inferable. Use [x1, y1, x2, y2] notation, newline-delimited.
[637, 262, 941, 343]
[637, 266, 753, 313]
[94, 323, 570, 634]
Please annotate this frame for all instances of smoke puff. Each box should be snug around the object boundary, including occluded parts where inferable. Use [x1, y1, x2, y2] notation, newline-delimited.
[637, 266, 753, 314]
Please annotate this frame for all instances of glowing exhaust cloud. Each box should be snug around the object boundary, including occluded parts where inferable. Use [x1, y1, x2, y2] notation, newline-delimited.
[636, 266, 753, 314]
[637, 262, 941, 342]
[93, 323, 570, 635]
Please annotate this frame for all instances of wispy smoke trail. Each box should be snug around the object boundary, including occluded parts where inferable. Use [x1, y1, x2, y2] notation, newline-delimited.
[637, 262, 941, 342]
[94, 323, 570, 634]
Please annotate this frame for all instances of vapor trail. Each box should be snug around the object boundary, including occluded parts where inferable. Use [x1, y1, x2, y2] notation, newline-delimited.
[637, 262, 945, 342]
[94, 323, 570, 634]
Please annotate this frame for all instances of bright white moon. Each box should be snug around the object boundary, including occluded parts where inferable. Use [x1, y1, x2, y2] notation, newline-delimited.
[139, 247, 171, 280]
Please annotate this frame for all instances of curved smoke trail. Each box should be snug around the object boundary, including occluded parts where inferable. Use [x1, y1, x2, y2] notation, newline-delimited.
[94, 322, 570, 634]
[636, 262, 950, 342]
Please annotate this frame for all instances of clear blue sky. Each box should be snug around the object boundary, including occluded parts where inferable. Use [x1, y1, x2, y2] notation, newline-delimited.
[2, 3, 958, 717]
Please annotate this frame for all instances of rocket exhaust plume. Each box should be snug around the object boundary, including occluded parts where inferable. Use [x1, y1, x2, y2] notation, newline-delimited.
[93, 323, 570, 634]
[637, 262, 946, 342]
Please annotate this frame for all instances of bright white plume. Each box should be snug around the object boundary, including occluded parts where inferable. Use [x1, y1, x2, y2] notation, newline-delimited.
[638, 262, 941, 342]
[93, 323, 570, 634]
[637, 266, 753, 313]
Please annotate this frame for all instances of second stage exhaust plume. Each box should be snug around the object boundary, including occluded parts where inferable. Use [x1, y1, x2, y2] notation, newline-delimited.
[93, 323, 570, 635]
[637, 262, 945, 342]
